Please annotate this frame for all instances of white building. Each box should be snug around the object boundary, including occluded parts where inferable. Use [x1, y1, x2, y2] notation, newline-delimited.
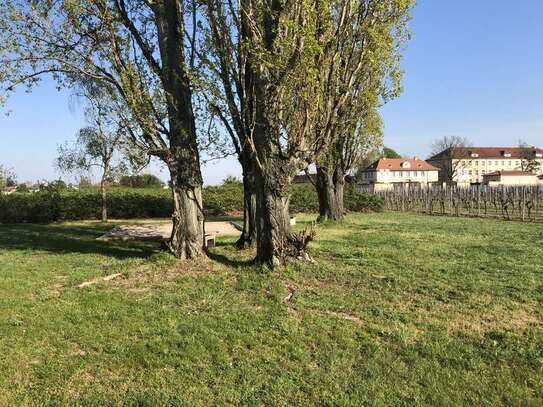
[482, 171, 539, 187]
[360, 158, 439, 191]
[428, 147, 543, 185]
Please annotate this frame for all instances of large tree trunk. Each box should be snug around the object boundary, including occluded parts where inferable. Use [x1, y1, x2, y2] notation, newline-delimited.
[168, 166, 205, 259]
[254, 171, 293, 267]
[237, 156, 257, 248]
[253, 171, 314, 267]
[251, 126, 314, 266]
[155, 0, 205, 259]
[315, 165, 345, 221]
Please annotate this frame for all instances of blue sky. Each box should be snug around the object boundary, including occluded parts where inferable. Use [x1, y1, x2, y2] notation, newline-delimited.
[1, 0, 543, 185]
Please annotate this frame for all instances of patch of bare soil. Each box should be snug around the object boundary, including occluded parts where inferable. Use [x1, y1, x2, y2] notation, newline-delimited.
[98, 221, 240, 241]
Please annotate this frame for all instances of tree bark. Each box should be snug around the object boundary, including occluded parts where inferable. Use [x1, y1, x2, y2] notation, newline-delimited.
[237, 156, 257, 248]
[168, 166, 205, 259]
[315, 165, 345, 221]
[254, 171, 293, 267]
[100, 177, 108, 223]
[100, 160, 110, 223]
[154, 0, 205, 259]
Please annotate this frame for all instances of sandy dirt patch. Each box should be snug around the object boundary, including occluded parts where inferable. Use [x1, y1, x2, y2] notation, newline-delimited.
[98, 221, 240, 241]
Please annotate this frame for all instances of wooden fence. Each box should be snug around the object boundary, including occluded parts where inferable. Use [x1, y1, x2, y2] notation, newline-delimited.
[364, 185, 543, 222]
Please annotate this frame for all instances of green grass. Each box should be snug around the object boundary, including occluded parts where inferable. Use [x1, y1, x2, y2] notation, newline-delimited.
[0, 213, 542, 405]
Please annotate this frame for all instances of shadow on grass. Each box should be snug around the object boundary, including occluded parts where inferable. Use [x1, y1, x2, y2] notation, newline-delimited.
[0, 223, 158, 259]
[206, 240, 255, 268]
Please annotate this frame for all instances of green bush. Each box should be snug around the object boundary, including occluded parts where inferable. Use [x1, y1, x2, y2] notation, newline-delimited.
[0, 191, 60, 223]
[119, 174, 164, 188]
[290, 184, 319, 212]
[0, 183, 382, 223]
[344, 187, 384, 212]
[203, 183, 244, 215]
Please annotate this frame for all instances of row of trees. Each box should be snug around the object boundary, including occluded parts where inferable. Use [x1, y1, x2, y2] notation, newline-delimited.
[0, 0, 414, 266]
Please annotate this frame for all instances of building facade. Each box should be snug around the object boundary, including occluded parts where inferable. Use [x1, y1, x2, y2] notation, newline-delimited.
[482, 171, 540, 187]
[427, 147, 543, 185]
[360, 158, 439, 191]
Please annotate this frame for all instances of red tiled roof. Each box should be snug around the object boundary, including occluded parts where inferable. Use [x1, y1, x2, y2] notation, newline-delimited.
[484, 171, 536, 177]
[428, 146, 543, 160]
[363, 158, 438, 172]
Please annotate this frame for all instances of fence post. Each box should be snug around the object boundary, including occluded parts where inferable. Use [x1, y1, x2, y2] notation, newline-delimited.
[475, 185, 479, 217]
[521, 186, 526, 222]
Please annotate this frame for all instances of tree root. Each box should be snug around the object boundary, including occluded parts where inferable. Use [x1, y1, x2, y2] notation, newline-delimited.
[281, 223, 316, 263]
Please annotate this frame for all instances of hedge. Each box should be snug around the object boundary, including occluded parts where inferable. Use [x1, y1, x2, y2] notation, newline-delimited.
[0, 184, 382, 223]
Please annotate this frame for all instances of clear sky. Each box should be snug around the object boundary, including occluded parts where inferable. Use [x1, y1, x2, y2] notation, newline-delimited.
[1, 0, 543, 185]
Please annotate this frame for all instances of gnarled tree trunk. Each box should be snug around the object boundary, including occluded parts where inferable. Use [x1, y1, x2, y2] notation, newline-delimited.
[168, 165, 205, 259]
[315, 165, 345, 222]
[254, 171, 294, 267]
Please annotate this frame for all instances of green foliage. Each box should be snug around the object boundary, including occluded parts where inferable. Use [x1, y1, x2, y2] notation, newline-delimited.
[0, 184, 382, 223]
[345, 187, 384, 212]
[290, 184, 384, 213]
[40, 179, 68, 193]
[0, 188, 170, 223]
[15, 184, 28, 193]
[290, 184, 319, 213]
[202, 183, 244, 216]
[382, 146, 402, 158]
[119, 174, 164, 188]
[221, 175, 242, 186]
[0, 165, 15, 190]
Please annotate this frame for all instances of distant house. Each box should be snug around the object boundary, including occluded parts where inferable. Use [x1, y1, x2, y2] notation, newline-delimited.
[360, 158, 439, 191]
[482, 171, 539, 187]
[427, 146, 543, 185]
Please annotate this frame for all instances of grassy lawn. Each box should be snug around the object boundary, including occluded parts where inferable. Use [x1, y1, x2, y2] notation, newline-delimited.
[0, 213, 541, 405]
